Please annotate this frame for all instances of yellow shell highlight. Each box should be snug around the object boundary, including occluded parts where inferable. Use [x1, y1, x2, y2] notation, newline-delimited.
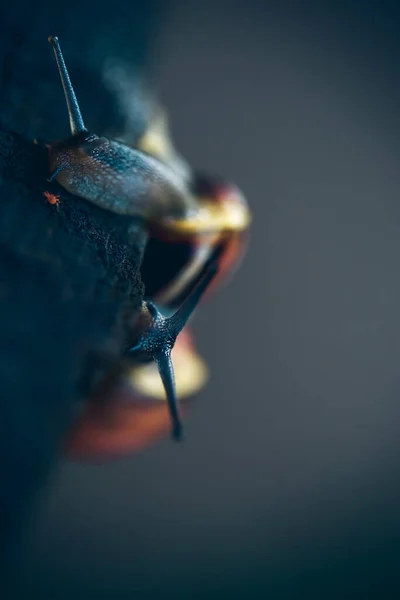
[161, 194, 251, 236]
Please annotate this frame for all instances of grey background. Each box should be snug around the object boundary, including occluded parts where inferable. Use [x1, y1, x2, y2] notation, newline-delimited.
[22, 1, 400, 597]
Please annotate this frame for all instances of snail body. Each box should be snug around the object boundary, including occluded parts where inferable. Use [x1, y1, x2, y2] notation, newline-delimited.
[48, 36, 196, 222]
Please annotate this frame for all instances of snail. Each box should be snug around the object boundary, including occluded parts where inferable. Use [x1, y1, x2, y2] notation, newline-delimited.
[46, 36, 251, 448]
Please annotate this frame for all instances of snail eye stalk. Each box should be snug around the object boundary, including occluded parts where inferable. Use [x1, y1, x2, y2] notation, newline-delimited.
[48, 35, 87, 135]
[154, 350, 181, 441]
[127, 263, 218, 441]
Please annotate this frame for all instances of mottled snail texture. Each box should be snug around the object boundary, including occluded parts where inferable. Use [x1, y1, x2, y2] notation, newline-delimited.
[47, 35, 251, 445]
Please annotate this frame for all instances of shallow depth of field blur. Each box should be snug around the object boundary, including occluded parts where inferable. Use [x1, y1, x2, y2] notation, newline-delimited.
[23, 1, 400, 597]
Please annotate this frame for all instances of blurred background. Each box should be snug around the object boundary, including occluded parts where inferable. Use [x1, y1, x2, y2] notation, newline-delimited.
[13, 0, 400, 597]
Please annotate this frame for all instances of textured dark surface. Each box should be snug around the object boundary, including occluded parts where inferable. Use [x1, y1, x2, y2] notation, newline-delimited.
[0, 119, 146, 584]
[0, 0, 161, 590]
